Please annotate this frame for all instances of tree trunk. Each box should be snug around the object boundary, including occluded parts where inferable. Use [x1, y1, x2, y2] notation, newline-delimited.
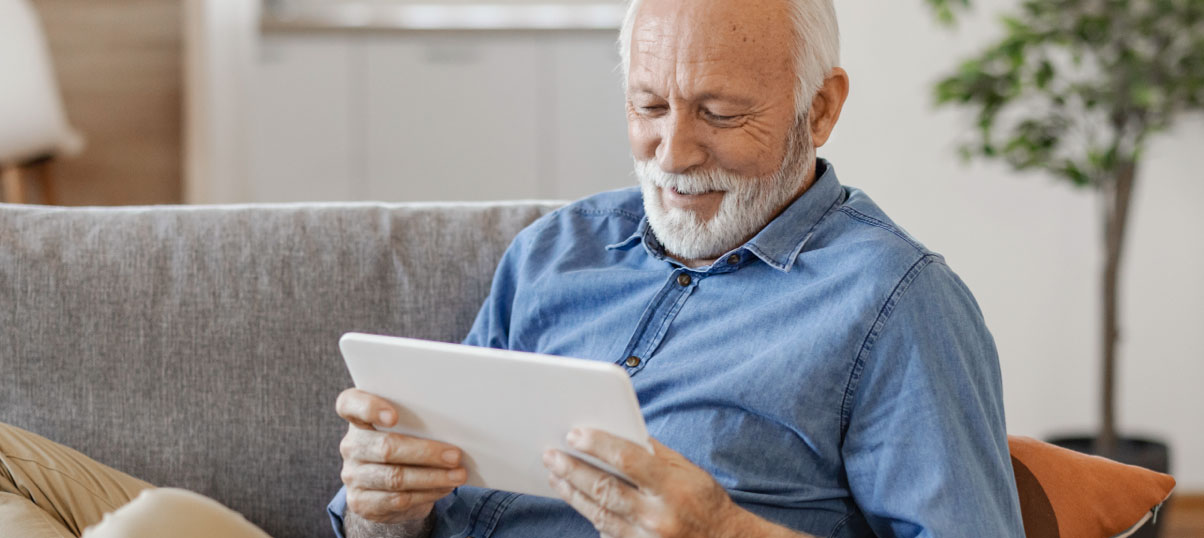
[1100, 159, 1137, 459]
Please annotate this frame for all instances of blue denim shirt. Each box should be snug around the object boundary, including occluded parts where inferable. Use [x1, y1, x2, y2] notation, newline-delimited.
[329, 160, 1025, 537]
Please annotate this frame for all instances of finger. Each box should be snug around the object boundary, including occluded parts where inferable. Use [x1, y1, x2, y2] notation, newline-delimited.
[547, 474, 637, 538]
[341, 429, 463, 469]
[566, 428, 660, 486]
[343, 462, 468, 491]
[543, 450, 638, 517]
[646, 437, 708, 476]
[337, 388, 398, 429]
[346, 488, 452, 521]
[648, 437, 680, 459]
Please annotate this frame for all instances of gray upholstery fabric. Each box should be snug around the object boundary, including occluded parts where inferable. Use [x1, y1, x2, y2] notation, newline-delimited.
[0, 201, 559, 538]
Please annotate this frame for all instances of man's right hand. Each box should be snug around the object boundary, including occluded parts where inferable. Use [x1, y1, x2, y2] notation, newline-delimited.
[337, 388, 468, 525]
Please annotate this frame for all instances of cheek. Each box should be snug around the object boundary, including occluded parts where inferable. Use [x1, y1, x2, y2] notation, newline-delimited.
[709, 132, 783, 178]
[627, 119, 659, 161]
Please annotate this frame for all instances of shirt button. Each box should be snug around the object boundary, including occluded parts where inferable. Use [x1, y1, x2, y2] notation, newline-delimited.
[625, 356, 641, 368]
[677, 273, 692, 287]
[727, 254, 741, 265]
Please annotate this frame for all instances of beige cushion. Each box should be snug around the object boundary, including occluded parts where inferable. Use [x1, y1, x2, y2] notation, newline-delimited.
[83, 489, 271, 538]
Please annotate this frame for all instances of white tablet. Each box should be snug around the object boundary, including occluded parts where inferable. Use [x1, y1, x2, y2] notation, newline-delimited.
[338, 333, 652, 499]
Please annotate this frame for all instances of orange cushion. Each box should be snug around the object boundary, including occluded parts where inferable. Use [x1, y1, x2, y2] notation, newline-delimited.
[1009, 436, 1176, 538]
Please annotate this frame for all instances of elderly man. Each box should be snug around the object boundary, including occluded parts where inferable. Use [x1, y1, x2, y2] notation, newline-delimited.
[331, 0, 1026, 537]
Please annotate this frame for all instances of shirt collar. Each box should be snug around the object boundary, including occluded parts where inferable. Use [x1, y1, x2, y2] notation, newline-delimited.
[606, 159, 845, 273]
[605, 218, 648, 252]
[743, 159, 844, 272]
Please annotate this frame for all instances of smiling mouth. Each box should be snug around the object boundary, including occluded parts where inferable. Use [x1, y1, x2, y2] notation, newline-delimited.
[670, 187, 719, 196]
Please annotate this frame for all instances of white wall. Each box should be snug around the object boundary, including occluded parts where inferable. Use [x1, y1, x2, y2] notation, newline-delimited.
[829, 1, 1204, 488]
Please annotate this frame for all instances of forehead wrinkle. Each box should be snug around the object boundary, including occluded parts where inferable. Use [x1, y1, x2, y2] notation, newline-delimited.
[632, 23, 755, 96]
[629, 0, 797, 109]
[630, 12, 679, 92]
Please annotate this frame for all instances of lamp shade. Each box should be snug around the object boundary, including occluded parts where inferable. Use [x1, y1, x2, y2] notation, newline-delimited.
[0, 0, 84, 165]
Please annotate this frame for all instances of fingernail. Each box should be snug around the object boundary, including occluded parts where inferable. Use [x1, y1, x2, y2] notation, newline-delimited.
[447, 468, 466, 482]
[378, 410, 393, 426]
[442, 450, 460, 464]
[542, 450, 556, 468]
[566, 428, 583, 446]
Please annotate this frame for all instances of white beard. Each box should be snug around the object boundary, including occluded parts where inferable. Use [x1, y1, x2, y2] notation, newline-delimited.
[636, 119, 815, 262]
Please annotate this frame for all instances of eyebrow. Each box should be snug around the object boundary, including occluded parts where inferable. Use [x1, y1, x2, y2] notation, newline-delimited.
[695, 92, 757, 107]
[628, 88, 757, 107]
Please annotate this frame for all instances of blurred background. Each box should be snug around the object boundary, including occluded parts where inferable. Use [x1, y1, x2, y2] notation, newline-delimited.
[6, 0, 1203, 532]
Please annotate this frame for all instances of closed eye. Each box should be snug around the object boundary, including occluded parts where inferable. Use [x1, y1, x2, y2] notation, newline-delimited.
[702, 109, 743, 124]
[637, 105, 668, 117]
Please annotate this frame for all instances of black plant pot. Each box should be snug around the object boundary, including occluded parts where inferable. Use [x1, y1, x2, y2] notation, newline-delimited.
[1046, 436, 1171, 538]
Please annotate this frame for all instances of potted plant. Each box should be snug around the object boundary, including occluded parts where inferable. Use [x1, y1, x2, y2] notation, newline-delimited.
[925, 1, 1201, 532]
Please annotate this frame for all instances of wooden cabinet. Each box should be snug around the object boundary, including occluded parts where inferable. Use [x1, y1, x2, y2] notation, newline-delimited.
[362, 34, 543, 202]
[250, 35, 357, 202]
[248, 30, 632, 203]
[545, 34, 636, 200]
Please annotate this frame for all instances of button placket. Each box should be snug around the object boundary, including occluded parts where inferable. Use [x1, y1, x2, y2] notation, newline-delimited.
[616, 270, 699, 375]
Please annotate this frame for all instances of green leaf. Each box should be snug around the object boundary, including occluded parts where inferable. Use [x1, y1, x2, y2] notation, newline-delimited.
[925, 0, 972, 24]
[958, 145, 974, 163]
[1130, 83, 1159, 109]
[1060, 161, 1091, 187]
[1035, 60, 1055, 89]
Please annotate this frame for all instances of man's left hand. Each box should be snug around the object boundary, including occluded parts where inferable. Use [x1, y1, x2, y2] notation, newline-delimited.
[542, 428, 748, 538]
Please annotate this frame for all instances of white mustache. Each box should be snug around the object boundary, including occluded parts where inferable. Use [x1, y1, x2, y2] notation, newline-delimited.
[636, 161, 750, 196]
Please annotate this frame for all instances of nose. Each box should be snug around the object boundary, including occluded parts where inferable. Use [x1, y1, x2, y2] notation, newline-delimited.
[656, 113, 707, 175]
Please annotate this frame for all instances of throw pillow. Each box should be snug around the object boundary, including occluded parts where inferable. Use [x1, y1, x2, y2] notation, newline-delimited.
[1009, 436, 1176, 538]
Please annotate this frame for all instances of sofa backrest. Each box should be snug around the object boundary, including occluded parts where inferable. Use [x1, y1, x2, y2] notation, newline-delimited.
[0, 201, 558, 538]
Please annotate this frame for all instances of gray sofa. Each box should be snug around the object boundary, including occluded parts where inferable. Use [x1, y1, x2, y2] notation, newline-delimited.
[0, 201, 559, 538]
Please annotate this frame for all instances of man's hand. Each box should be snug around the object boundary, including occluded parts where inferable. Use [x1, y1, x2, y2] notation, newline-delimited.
[543, 429, 777, 538]
[337, 388, 468, 526]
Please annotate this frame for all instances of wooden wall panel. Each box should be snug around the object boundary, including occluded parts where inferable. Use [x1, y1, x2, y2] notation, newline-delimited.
[30, 0, 182, 205]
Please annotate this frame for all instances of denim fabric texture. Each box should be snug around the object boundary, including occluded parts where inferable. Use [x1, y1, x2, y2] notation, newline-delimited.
[329, 160, 1025, 538]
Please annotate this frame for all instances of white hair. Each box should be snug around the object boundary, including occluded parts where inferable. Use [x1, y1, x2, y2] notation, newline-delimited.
[618, 0, 840, 117]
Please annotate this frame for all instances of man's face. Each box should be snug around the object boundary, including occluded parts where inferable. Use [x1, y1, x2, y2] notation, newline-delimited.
[627, 0, 810, 261]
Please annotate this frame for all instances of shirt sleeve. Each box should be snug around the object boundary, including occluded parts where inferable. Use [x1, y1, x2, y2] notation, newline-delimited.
[327, 485, 349, 538]
[841, 258, 1025, 538]
[462, 226, 532, 351]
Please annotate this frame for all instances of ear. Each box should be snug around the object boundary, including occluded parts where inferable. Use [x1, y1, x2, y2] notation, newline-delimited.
[806, 67, 850, 148]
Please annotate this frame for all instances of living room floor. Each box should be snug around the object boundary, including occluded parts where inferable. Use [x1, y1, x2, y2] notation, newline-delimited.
[1164, 494, 1204, 537]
